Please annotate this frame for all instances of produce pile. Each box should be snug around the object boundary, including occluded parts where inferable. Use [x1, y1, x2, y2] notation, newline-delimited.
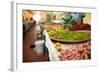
[59, 42, 91, 60]
[48, 29, 90, 42]
[41, 23, 66, 31]
[69, 23, 91, 31]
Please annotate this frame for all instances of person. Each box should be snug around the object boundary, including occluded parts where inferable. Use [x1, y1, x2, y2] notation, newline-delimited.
[72, 12, 86, 23]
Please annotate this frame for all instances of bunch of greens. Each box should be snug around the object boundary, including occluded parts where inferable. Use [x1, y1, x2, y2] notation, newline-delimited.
[61, 14, 77, 27]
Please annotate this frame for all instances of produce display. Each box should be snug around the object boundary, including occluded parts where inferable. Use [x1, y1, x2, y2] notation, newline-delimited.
[41, 23, 67, 31]
[22, 10, 92, 62]
[48, 29, 90, 42]
[59, 41, 91, 60]
[69, 23, 91, 31]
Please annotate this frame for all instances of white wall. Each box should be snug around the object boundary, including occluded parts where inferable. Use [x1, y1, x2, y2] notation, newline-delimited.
[0, 0, 100, 73]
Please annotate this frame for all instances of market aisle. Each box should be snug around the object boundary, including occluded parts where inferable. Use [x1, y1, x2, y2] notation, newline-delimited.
[23, 26, 49, 62]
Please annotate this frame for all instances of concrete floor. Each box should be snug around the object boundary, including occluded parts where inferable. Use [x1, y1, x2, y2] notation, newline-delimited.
[23, 26, 49, 62]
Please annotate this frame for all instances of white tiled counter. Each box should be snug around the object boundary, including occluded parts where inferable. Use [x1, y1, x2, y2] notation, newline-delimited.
[44, 30, 60, 61]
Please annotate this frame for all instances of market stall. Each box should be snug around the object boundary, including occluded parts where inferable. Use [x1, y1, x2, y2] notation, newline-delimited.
[44, 29, 91, 61]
